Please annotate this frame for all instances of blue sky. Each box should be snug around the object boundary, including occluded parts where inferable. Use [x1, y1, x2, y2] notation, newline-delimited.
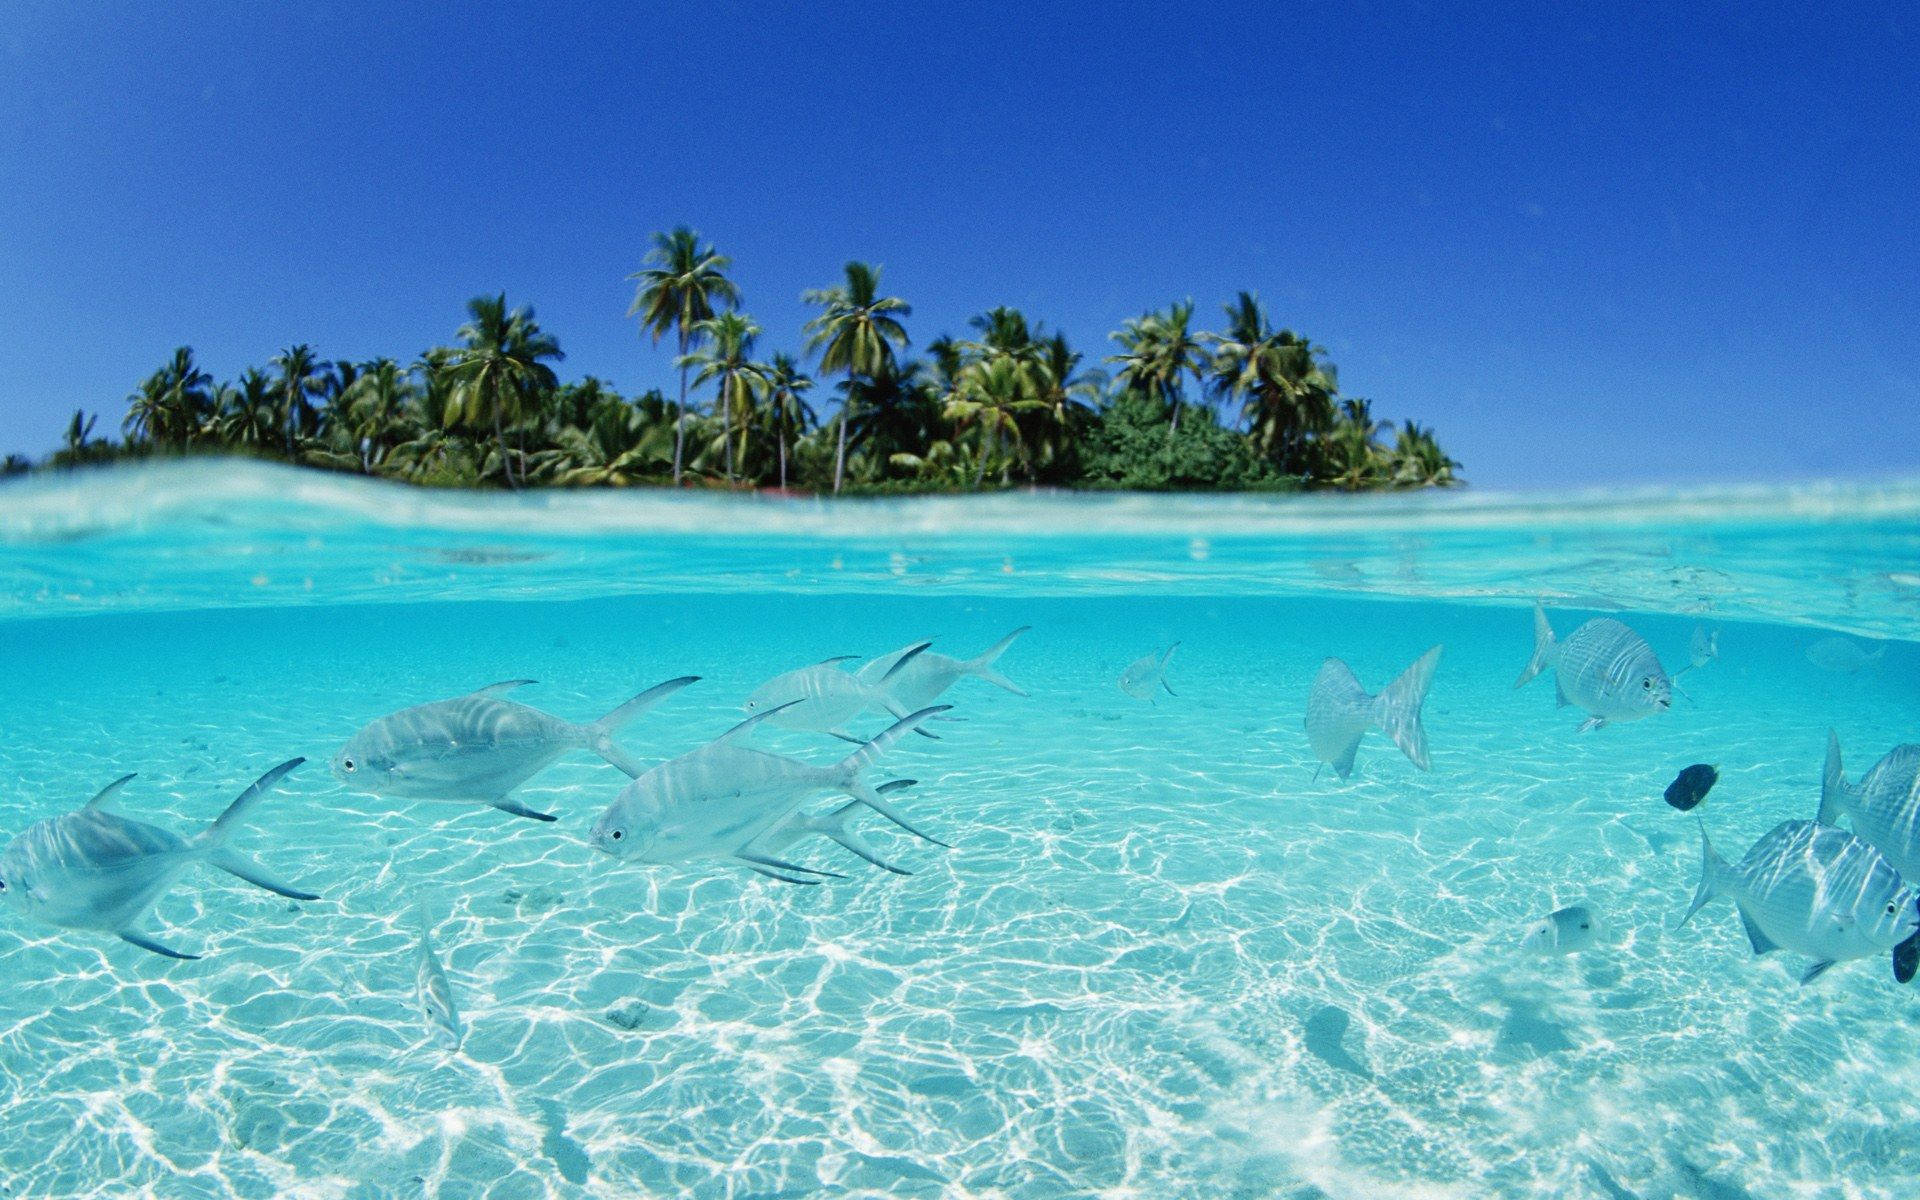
[2, 1, 1915, 488]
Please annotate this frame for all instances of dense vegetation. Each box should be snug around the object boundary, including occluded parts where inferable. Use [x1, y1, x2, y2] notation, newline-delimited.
[5, 228, 1459, 493]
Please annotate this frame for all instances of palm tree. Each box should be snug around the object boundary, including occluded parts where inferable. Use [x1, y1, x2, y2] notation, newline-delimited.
[628, 226, 739, 486]
[215, 368, 281, 449]
[1205, 292, 1337, 472]
[270, 344, 325, 457]
[1108, 301, 1204, 435]
[681, 311, 765, 483]
[339, 358, 415, 472]
[1319, 399, 1391, 491]
[1389, 421, 1461, 487]
[52, 409, 103, 467]
[803, 261, 911, 494]
[945, 355, 1041, 487]
[761, 353, 815, 490]
[124, 347, 213, 447]
[442, 294, 563, 489]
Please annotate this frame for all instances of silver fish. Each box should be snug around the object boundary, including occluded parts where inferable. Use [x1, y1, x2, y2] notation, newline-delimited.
[1305, 645, 1441, 779]
[1805, 636, 1887, 674]
[415, 902, 464, 1051]
[753, 779, 923, 876]
[588, 703, 949, 883]
[1119, 643, 1178, 701]
[1819, 732, 1920, 879]
[858, 627, 1031, 709]
[0, 759, 315, 960]
[1688, 625, 1720, 670]
[1682, 819, 1920, 985]
[1521, 904, 1600, 955]
[332, 676, 696, 822]
[1515, 604, 1670, 731]
[744, 647, 930, 743]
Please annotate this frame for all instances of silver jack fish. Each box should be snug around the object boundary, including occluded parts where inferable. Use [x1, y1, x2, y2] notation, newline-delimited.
[332, 676, 697, 822]
[859, 627, 1031, 709]
[1521, 904, 1600, 955]
[1515, 604, 1671, 731]
[1805, 636, 1887, 674]
[415, 901, 464, 1051]
[0, 759, 316, 960]
[1687, 625, 1720, 670]
[1119, 643, 1178, 701]
[1819, 732, 1920, 879]
[1681, 819, 1920, 985]
[745, 647, 933, 743]
[589, 703, 950, 883]
[1305, 645, 1441, 779]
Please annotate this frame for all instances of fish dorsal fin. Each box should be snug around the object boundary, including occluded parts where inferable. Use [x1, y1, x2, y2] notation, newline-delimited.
[878, 642, 933, 683]
[84, 774, 138, 810]
[471, 680, 537, 699]
[1739, 908, 1779, 956]
[718, 700, 804, 745]
[815, 656, 859, 667]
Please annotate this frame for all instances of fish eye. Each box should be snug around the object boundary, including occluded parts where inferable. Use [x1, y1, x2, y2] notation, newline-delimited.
[342, 758, 356, 773]
[1642, 678, 1653, 690]
[0, 878, 7, 892]
[1890, 902, 1900, 915]
[610, 830, 623, 841]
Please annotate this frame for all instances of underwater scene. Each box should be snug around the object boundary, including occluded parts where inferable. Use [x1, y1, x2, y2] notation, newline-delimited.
[3, 462, 1919, 1200]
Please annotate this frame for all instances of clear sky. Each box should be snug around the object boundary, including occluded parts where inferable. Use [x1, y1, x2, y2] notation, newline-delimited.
[2, 1, 1915, 489]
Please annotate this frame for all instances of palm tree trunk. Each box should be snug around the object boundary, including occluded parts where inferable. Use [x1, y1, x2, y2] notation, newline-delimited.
[495, 409, 516, 490]
[723, 383, 734, 482]
[672, 328, 688, 487]
[974, 424, 992, 489]
[779, 430, 788, 490]
[832, 373, 851, 495]
[1168, 390, 1181, 437]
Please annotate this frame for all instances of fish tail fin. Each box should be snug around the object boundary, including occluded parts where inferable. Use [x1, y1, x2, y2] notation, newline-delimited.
[1514, 603, 1556, 689]
[968, 626, 1031, 696]
[584, 675, 699, 777]
[1371, 645, 1442, 770]
[204, 758, 305, 845]
[201, 757, 317, 901]
[1680, 818, 1729, 927]
[1818, 729, 1853, 825]
[835, 709, 952, 847]
[804, 786, 919, 874]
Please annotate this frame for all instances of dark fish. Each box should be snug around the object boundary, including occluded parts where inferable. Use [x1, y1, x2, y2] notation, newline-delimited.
[1664, 764, 1719, 812]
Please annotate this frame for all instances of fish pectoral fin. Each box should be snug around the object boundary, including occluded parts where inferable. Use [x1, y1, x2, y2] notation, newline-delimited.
[1799, 959, 1837, 985]
[827, 729, 867, 745]
[743, 863, 822, 885]
[1576, 716, 1606, 733]
[471, 679, 538, 698]
[735, 852, 846, 881]
[208, 847, 320, 902]
[1739, 909, 1779, 956]
[483, 796, 558, 822]
[120, 930, 200, 960]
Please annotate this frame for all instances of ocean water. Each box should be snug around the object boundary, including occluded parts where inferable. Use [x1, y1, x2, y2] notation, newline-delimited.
[1, 462, 1918, 1200]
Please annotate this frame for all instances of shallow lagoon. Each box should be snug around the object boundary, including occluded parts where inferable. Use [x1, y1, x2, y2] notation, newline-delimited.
[1, 463, 1917, 1199]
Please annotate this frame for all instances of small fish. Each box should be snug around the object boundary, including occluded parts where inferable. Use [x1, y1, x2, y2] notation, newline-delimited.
[415, 902, 464, 1051]
[1515, 604, 1671, 731]
[1664, 764, 1719, 812]
[745, 647, 932, 743]
[1119, 643, 1178, 701]
[1819, 732, 1920, 879]
[859, 627, 1030, 709]
[1805, 636, 1888, 674]
[1681, 819, 1920, 985]
[1687, 625, 1720, 670]
[333, 676, 696, 822]
[1521, 904, 1600, 954]
[1304, 645, 1441, 780]
[0, 759, 316, 960]
[589, 703, 950, 883]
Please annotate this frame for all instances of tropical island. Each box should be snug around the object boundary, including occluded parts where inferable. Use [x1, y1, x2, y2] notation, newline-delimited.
[4, 228, 1459, 494]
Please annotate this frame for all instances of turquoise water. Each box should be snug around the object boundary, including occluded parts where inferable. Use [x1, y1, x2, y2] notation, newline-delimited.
[1, 462, 1918, 1199]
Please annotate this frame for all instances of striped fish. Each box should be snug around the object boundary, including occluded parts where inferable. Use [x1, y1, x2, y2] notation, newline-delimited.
[859, 627, 1031, 709]
[415, 903, 464, 1051]
[0, 759, 315, 960]
[744, 646, 930, 743]
[589, 703, 949, 884]
[1304, 645, 1442, 779]
[1119, 643, 1178, 701]
[1681, 819, 1920, 985]
[1515, 604, 1670, 731]
[331, 676, 696, 822]
[1819, 732, 1920, 879]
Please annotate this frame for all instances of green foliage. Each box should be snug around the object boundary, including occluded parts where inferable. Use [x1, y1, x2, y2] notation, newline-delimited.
[9, 237, 1458, 494]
